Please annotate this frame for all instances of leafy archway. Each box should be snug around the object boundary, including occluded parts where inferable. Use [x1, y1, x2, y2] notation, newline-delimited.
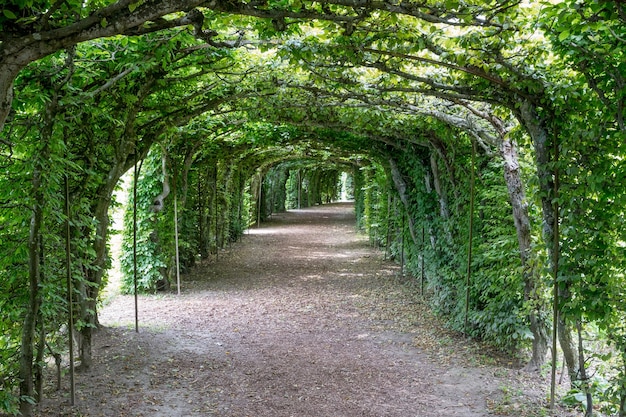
[1, 1, 625, 415]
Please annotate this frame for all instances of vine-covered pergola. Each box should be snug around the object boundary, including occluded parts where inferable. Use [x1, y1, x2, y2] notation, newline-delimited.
[1, 1, 625, 415]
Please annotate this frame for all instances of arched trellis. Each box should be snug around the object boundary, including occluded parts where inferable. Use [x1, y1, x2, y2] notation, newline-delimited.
[1, 2, 623, 413]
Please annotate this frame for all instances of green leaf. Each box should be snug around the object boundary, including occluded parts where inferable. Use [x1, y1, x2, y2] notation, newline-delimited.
[558, 30, 570, 42]
[3, 9, 17, 19]
[129, 1, 141, 12]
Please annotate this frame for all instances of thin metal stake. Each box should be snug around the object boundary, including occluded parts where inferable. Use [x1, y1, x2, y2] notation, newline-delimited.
[174, 191, 181, 296]
[64, 174, 75, 405]
[464, 141, 476, 336]
[133, 158, 139, 333]
[214, 166, 218, 261]
[421, 223, 425, 296]
[400, 211, 405, 277]
[257, 172, 262, 227]
[550, 129, 561, 410]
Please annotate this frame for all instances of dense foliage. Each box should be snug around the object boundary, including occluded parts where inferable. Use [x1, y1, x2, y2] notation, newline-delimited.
[0, 0, 625, 415]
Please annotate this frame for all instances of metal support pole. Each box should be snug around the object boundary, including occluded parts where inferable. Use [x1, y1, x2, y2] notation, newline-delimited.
[257, 172, 262, 227]
[133, 158, 139, 333]
[64, 174, 75, 405]
[550, 130, 561, 410]
[174, 192, 181, 296]
[464, 141, 476, 336]
[214, 166, 219, 261]
[421, 223, 425, 296]
[400, 211, 405, 277]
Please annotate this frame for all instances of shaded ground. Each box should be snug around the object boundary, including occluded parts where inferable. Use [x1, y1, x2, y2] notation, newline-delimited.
[36, 203, 571, 417]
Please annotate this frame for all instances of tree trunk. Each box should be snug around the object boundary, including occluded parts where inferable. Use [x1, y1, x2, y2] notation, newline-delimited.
[0, 66, 17, 133]
[150, 149, 173, 289]
[151, 151, 171, 213]
[517, 100, 579, 381]
[78, 201, 109, 368]
[619, 358, 626, 417]
[20, 175, 44, 417]
[388, 157, 419, 245]
[576, 321, 593, 416]
[558, 289, 579, 381]
[500, 137, 549, 371]
[179, 143, 201, 209]
[428, 134, 460, 206]
[429, 153, 454, 246]
[430, 153, 450, 221]
[34, 235, 46, 402]
[197, 170, 208, 258]
[78, 162, 127, 368]
[19, 87, 57, 416]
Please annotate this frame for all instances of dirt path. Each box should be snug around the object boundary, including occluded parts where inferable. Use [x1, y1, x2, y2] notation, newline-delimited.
[36, 203, 557, 417]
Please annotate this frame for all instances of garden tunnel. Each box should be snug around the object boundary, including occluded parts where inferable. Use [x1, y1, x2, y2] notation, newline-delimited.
[1, 1, 625, 415]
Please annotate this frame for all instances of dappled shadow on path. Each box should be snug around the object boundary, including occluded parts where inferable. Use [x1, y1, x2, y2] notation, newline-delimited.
[35, 203, 557, 417]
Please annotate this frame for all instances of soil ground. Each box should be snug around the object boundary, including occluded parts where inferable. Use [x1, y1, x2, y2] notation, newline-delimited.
[35, 203, 574, 417]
